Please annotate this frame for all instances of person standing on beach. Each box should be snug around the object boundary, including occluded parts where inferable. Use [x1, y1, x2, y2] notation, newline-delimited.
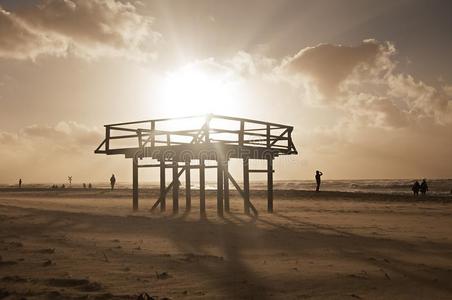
[315, 170, 323, 192]
[420, 179, 428, 195]
[110, 174, 116, 190]
[411, 180, 420, 196]
[18, 178, 22, 188]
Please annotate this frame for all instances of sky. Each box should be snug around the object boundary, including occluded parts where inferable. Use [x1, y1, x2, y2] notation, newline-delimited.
[0, 0, 451, 184]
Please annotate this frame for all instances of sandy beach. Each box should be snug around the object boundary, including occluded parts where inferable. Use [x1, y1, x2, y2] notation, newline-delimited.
[0, 189, 451, 299]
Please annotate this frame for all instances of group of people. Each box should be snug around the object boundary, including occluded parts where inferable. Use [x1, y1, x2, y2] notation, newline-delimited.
[315, 171, 433, 197]
[412, 179, 429, 196]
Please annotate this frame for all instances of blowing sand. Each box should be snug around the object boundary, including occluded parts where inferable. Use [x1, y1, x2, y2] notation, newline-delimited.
[1, 189, 452, 299]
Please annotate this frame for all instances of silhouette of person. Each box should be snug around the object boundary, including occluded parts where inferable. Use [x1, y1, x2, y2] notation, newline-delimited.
[83, 183, 86, 189]
[420, 179, 428, 195]
[19, 178, 22, 188]
[88, 183, 92, 189]
[315, 170, 323, 192]
[411, 180, 420, 196]
[110, 174, 116, 190]
[68, 176, 72, 188]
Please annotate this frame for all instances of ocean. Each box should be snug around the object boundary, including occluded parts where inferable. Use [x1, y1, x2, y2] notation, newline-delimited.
[2, 179, 452, 196]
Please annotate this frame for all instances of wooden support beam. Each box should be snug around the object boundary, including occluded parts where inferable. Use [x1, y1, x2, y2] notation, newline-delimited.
[267, 157, 274, 213]
[266, 124, 271, 148]
[132, 156, 138, 211]
[226, 170, 257, 216]
[223, 160, 230, 213]
[172, 160, 179, 214]
[105, 126, 110, 151]
[150, 121, 155, 148]
[217, 160, 224, 217]
[239, 121, 244, 146]
[152, 166, 186, 211]
[204, 117, 210, 142]
[199, 158, 206, 215]
[243, 157, 250, 215]
[249, 169, 274, 173]
[159, 159, 166, 212]
[138, 163, 161, 168]
[185, 160, 191, 211]
[137, 129, 143, 148]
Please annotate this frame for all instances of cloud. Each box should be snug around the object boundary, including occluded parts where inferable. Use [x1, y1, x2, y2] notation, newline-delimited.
[0, 0, 160, 61]
[0, 121, 118, 183]
[283, 39, 394, 99]
[0, 7, 67, 59]
[283, 39, 452, 128]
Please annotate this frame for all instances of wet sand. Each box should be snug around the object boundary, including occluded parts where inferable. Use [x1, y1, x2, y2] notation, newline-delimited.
[1, 189, 452, 299]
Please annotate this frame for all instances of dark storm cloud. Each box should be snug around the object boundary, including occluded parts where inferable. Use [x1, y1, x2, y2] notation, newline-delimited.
[0, 0, 159, 60]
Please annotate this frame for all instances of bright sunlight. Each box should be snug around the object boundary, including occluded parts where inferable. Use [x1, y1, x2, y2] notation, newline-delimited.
[155, 63, 241, 117]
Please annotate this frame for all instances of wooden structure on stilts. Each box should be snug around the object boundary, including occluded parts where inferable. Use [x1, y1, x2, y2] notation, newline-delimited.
[94, 115, 297, 216]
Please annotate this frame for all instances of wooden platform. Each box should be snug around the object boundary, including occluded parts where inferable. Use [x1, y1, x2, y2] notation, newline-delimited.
[95, 114, 298, 216]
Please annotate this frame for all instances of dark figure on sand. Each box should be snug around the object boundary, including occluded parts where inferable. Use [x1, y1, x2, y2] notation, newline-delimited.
[315, 170, 323, 192]
[110, 174, 116, 190]
[18, 178, 22, 188]
[412, 180, 420, 196]
[420, 179, 428, 195]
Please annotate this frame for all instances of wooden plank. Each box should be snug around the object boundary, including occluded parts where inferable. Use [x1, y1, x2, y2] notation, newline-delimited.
[266, 124, 271, 148]
[224, 160, 230, 213]
[249, 169, 274, 173]
[138, 164, 161, 168]
[105, 127, 110, 151]
[172, 160, 179, 213]
[243, 157, 250, 215]
[217, 160, 224, 217]
[267, 157, 273, 213]
[132, 156, 138, 211]
[210, 114, 289, 128]
[200, 158, 206, 214]
[94, 139, 106, 153]
[185, 160, 191, 211]
[150, 121, 155, 148]
[160, 159, 166, 212]
[151, 166, 186, 211]
[239, 121, 244, 146]
[226, 170, 257, 216]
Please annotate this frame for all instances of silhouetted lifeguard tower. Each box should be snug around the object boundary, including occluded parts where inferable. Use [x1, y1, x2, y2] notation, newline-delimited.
[95, 115, 297, 216]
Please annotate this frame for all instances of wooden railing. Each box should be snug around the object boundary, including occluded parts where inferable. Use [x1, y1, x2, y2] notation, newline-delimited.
[95, 114, 297, 155]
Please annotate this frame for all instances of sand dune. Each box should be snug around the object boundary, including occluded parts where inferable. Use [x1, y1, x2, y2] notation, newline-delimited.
[1, 189, 452, 299]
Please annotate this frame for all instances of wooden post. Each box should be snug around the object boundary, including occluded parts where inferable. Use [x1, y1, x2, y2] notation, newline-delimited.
[150, 121, 155, 148]
[185, 160, 191, 211]
[243, 157, 250, 214]
[137, 129, 143, 148]
[199, 158, 206, 215]
[105, 126, 110, 151]
[267, 156, 273, 213]
[172, 160, 179, 214]
[204, 118, 210, 143]
[132, 156, 138, 211]
[239, 121, 244, 146]
[223, 160, 230, 212]
[217, 160, 224, 217]
[160, 159, 166, 212]
[266, 124, 271, 148]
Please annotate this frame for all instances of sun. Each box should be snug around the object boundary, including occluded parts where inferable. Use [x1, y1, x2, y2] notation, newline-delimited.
[155, 63, 240, 117]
